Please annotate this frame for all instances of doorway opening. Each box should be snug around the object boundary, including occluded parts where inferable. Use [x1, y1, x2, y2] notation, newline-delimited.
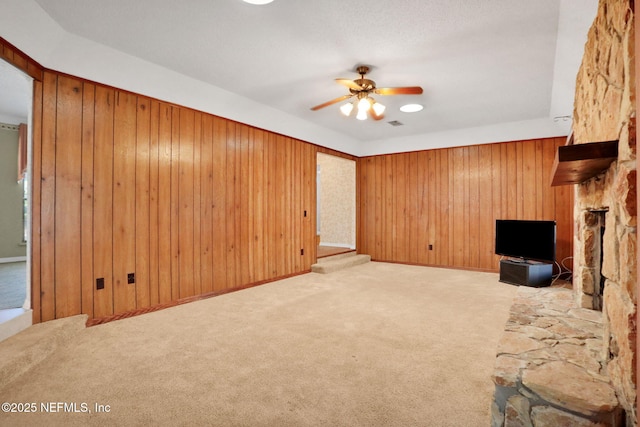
[0, 58, 33, 341]
[316, 153, 356, 258]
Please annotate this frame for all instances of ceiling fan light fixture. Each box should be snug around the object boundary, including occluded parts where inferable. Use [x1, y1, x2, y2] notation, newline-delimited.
[340, 102, 354, 116]
[310, 66, 423, 122]
[357, 97, 370, 113]
[400, 103, 424, 113]
[372, 101, 386, 116]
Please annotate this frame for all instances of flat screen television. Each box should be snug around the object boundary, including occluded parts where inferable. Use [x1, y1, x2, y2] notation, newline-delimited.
[495, 219, 556, 262]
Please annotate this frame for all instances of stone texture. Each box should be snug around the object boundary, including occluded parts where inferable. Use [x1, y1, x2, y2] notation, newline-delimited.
[497, 332, 547, 356]
[493, 355, 529, 387]
[531, 317, 559, 329]
[560, 317, 604, 339]
[522, 361, 618, 416]
[579, 292, 595, 310]
[569, 308, 603, 323]
[572, 4, 639, 421]
[551, 343, 602, 374]
[492, 400, 505, 427]
[492, 286, 621, 426]
[622, 117, 636, 161]
[577, 176, 607, 210]
[583, 211, 600, 227]
[618, 229, 637, 303]
[601, 213, 620, 283]
[504, 395, 532, 427]
[613, 162, 637, 227]
[581, 228, 597, 267]
[547, 322, 593, 339]
[530, 405, 608, 427]
[579, 266, 596, 295]
[504, 324, 555, 341]
[603, 283, 637, 416]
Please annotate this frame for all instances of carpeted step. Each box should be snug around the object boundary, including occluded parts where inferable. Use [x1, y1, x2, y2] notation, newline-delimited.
[311, 253, 371, 274]
[316, 250, 357, 263]
[0, 314, 87, 388]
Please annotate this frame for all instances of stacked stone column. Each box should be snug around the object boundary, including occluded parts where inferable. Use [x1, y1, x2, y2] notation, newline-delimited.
[571, 0, 637, 423]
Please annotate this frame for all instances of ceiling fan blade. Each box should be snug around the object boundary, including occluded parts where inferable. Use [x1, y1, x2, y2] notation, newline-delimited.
[310, 94, 353, 111]
[374, 86, 423, 95]
[336, 78, 363, 90]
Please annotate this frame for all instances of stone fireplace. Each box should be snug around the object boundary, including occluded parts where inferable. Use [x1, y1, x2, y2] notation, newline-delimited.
[491, 1, 637, 426]
[572, 0, 637, 423]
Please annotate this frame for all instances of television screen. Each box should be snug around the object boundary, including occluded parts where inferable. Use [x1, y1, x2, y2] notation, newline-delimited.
[495, 219, 556, 262]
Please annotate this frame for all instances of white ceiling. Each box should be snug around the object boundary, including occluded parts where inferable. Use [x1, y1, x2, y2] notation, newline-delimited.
[0, 0, 598, 155]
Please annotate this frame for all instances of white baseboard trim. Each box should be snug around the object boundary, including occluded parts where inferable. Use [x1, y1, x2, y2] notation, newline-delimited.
[0, 256, 27, 264]
[319, 242, 355, 249]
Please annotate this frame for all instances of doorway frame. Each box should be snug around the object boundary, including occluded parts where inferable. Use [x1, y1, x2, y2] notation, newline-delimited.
[0, 38, 42, 340]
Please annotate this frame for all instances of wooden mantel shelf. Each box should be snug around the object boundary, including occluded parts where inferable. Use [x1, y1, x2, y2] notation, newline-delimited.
[550, 140, 618, 186]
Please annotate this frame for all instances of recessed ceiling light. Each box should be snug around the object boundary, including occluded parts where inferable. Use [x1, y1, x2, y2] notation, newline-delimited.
[400, 103, 424, 113]
[243, 0, 274, 4]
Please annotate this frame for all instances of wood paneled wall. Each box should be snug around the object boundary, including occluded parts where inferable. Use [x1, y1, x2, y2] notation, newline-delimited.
[31, 71, 320, 323]
[357, 138, 574, 272]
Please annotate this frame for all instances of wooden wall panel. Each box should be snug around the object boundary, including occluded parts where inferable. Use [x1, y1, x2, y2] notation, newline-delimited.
[157, 103, 173, 304]
[211, 117, 227, 292]
[31, 79, 43, 324]
[39, 72, 57, 321]
[53, 75, 83, 318]
[0, 36, 44, 81]
[200, 115, 214, 294]
[178, 108, 195, 299]
[357, 137, 573, 272]
[148, 101, 161, 306]
[170, 107, 180, 302]
[193, 113, 202, 296]
[92, 85, 115, 318]
[31, 71, 319, 323]
[112, 92, 137, 314]
[135, 97, 151, 309]
[80, 83, 96, 319]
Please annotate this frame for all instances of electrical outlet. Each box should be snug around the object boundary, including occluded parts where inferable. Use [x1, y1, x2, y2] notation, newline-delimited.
[127, 273, 135, 284]
[96, 278, 105, 290]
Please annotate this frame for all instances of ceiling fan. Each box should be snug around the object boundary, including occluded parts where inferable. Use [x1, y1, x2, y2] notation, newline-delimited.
[310, 66, 423, 121]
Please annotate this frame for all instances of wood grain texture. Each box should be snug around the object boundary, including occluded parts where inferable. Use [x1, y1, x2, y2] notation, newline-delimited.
[30, 79, 43, 324]
[30, 71, 318, 322]
[92, 85, 115, 318]
[39, 72, 57, 321]
[112, 91, 137, 313]
[0, 36, 44, 81]
[357, 138, 573, 272]
[53, 76, 85, 310]
[80, 82, 96, 319]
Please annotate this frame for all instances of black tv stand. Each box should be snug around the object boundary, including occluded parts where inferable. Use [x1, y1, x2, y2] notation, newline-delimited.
[499, 259, 553, 287]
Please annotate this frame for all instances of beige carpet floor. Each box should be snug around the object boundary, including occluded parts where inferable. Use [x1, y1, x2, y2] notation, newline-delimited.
[0, 262, 517, 427]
